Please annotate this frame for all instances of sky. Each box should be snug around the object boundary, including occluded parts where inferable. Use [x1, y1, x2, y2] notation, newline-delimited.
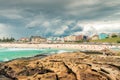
[0, 0, 120, 39]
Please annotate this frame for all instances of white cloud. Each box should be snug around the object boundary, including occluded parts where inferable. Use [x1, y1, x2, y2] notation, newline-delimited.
[54, 25, 68, 35]
[0, 0, 120, 38]
[67, 0, 100, 8]
[42, 21, 50, 27]
[0, 9, 23, 19]
[78, 21, 120, 34]
[0, 23, 25, 39]
[0, 23, 12, 38]
[26, 20, 41, 28]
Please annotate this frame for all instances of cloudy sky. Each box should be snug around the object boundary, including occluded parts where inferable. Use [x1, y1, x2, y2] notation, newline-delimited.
[0, 0, 120, 39]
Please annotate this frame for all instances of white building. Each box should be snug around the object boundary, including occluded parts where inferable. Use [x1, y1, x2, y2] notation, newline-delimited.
[64, 35, 76, 42]
[47, 37, 64, 43]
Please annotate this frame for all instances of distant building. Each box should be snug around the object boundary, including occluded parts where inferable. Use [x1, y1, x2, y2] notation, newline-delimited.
[76, 35, 83, 41]
[19, 37, 29, 43]
[30, 36, 46, 43]
[47, 37, 53, 43]
[47, 37, 64, 43]
[64, 35, 76, 42]
[91, 35, 99, 40]
[99, 33, 108, 39]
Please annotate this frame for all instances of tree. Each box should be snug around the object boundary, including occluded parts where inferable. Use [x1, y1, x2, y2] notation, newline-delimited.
[112, 34, 118, 38]
[0, 39, 1, 42]
[117, 40, 120, 43]
[10, 37, 15, 42]
[0, 37, 15, 42]
[2, 37, 6, 42]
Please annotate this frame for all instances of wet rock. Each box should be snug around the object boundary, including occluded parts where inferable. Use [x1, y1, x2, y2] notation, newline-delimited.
[34, 54, 48, 58]
[0, 75, 12, 80]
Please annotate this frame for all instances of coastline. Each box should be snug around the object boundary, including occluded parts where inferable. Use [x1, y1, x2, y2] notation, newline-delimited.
[0, 43, 120, 62]
[0, 43, 120, 79]
[0, 43, 120, 51]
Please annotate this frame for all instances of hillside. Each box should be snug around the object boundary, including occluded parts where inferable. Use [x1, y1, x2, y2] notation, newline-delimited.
[90, 37, 120, 43]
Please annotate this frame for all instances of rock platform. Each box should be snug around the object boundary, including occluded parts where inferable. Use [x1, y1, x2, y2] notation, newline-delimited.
[0, 52, 120, 80]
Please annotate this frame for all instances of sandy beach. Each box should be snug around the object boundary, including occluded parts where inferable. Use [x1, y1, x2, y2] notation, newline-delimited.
[0, 43, 119, 51]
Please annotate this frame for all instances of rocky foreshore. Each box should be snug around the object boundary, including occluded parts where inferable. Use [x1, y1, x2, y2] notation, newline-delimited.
[0, 52, 120, 80]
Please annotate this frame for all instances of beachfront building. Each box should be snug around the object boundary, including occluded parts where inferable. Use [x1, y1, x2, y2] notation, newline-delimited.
[64, 35, 76, 42]
[19, 37, 29, 43]
[55, 37, 64, 43]
[47, 37, 64, 43]
[30, 36, 46, 43]
[91, 35, 99, 40]
[46, 37, 53, 43]
[76, 35, 83, 41]
[99, 33, 108, 39]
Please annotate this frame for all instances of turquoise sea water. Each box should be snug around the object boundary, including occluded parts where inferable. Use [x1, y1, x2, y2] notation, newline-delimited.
[111, 48, 120, 51]
[0, 48, 75, 62]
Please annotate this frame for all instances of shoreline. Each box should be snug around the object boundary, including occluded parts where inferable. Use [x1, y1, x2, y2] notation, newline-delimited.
[0, 43, 120, 51]
[0, 43, 119, 62]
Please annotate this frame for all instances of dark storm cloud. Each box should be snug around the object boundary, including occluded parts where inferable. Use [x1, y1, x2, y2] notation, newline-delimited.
[0, 0, 120, 38]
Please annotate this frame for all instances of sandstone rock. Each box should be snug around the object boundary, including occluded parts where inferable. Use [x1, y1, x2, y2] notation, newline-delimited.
[0, 52, 120, 80]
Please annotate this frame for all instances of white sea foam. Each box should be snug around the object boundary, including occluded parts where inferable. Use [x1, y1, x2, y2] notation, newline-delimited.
[57, 50, 72, 53]
[111, 46, 117, 48]
[3, 58, 9, 61]
[0, 48, 76, 62]
[7, 48, 41, 51]
[50, 52, 56, 54]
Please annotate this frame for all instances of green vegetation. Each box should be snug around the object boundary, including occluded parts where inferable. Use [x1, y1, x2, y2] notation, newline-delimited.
[117, 40, 120, 43]
[75, 40, 84, 43]
[90, 37, 120, 43]
[0, 37, 15, 42]
[111, 34, 118, 38]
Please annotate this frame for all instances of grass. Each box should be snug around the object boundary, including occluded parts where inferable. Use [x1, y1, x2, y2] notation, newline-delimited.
[90, 37, 120, 43]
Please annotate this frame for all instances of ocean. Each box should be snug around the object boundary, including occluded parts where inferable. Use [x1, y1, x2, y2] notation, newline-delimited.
[0, 48, 75, 62]
[111, 47, 120, 51]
